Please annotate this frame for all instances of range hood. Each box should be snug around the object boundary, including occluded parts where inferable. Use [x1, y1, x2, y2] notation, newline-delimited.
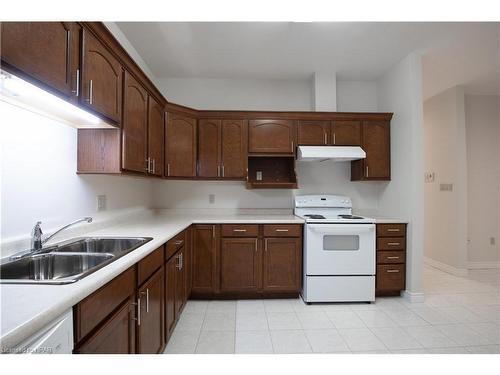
[297, 146, 366, 162]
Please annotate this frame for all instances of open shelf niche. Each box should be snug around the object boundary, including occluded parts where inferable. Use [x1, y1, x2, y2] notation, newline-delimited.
[246, 155, 297, 189]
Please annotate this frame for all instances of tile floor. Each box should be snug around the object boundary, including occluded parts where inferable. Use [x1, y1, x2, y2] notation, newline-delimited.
[164, 266, 500, 354]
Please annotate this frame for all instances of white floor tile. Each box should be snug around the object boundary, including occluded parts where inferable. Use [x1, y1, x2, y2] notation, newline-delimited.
[164, 330, 199, 354]
[196, 331, 235, 354]
[290, 298, 324, 312]
[465, 322, 500, 344]
[236, 299, 265, 313]
[370, 327, 423, 350]
[296, 311, 334, 329]
[383, 307, 429, 327]
[435, 324, 493, 346]
[411, 305, 458, 325]
[263, 299, 295, 312]
[350, 349, 390, 354]
[206, 300, 236, 313]
[266, 311, 301, 330]
[326, 311, 366, 329]
[175, 312, 205, 332]
[183, 300, 209, 314]
[338, 328, 387, 351]
[404, 325, 460, 348]
[390, 348, 428, 354]
[236, 311, 268, 331]
[355, 310, 398, 328]
[321, 303, 353, 313]
[270, 330, 312, 353]
[235, 330, 273, 354]
[304, 329, 350, 353]
[427, 347, 470, 354]
[202, 312, 235, 331]
[466, 345, 500, 354]
[436, 306, 488, 323]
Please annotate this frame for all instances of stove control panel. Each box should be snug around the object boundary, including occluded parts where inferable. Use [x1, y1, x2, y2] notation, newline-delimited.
[295, 195, 352, 208]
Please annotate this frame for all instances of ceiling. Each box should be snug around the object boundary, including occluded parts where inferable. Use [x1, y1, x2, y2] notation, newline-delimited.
[116, 22, 499, 99]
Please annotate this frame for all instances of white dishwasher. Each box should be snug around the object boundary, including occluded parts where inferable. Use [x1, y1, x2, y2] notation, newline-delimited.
[16, 310, 73, 354]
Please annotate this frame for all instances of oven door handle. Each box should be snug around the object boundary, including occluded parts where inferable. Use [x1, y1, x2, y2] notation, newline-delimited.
[308, 224, 375, 235]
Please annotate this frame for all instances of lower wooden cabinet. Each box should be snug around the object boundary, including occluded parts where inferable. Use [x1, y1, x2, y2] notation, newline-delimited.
[165, 254, 177, 340]
[75, 296, 136, 354]
[376, 223, 407, 295]
[192, 225, 219, 294]
[220, 237, 261, 292]
[137, 267, 164, 354]
[175, 249, 186, 317]
[263, 237, 302, 292]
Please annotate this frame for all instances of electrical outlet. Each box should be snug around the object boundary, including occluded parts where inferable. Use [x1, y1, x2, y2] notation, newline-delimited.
[209, 194, 215, 204]
[440, 183, 453, 192]
[256, 171, 263, 181]
[97, 195, 107, 211]
[424, 172, 435, 183]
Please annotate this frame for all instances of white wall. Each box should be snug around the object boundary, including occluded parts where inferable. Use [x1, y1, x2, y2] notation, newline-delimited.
[423, 86, 468, 273]
[0, 101, 153, 242]
[337, 81, 378, 112]
[465, 94, 500, 266]
[377, 52, 425, 300]
[158, 77, 312, 111]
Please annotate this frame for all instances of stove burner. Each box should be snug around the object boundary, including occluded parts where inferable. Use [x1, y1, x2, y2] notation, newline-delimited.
[338, 214, 365, 220]
[304, 214, 326, 219]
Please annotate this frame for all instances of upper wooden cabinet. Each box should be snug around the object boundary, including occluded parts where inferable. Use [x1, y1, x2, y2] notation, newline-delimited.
[297, 120, 330, 145]
[248, 119, 295, 154]
[81, 28, 123, 123]
[122, 70, 148, 174]
[165, 113, 197, 177]
[198, 119, 248, 178]
[147, 96, 165, 177]
[332, 120, 361, 146]
[0, 22, 80, 100]
[351, 120, 391, 180]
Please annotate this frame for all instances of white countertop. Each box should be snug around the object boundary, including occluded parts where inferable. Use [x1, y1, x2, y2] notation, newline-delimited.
[0, 210, 303, 348]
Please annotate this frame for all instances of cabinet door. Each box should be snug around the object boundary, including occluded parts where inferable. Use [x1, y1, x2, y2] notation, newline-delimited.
[122, 71, 148, 173]
[81, 28, 122, 123]
[263, 238, 302, 292]
[1, 22, 79, 99]
[198, 119, 221, 178]
[220, 238, 261, 292]
[76, 296, 136, 354]
[165, 255, 177, 340]
[147, 96, 164, 176]
[175, 250, 186, 316]
[297, 120, 330, 145]
[221, 119, 248, 178]
[185, 226, 193, 299]
[332, 120, 361, 146]
[137, 268, 164, 354]
[165, 113, 197, 177]
[362, 121, 390, 179]
[248, 119, 295, 154]
[192, 225, 218, 294]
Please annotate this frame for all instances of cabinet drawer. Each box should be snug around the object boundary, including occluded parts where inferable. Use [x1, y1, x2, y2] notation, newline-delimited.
[377, 251, 405, 264]
[263, 224, 301, 237]
[377, 237, 405, 251]
[137, 246, 164, 286]
[221, 224, 259, 237]
[376, 224, 406, 237]
[75, 267, 135, 342]
[376, 264, 405, 291]
[166, 231, 185, 260]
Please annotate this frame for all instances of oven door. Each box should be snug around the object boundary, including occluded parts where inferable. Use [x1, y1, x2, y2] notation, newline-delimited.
[305, 224, 375, 275]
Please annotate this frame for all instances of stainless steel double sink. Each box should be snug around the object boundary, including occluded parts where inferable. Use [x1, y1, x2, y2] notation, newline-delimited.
[0, 237, 152, 284]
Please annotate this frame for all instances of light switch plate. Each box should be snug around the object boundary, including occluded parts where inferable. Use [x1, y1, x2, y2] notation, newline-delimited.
[256, 171, 263, 181]
[440, 183, 453, 192]
[424, 172, 435, 183]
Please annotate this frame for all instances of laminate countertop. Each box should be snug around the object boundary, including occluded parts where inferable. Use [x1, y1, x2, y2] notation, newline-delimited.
[0, 210, 304, 349]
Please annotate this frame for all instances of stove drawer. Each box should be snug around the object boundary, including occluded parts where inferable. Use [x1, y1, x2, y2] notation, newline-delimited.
[376, 264, 405, 291]
[376, 224, 406, 237]
[221, 224, 259, 237]
[377, 250, 405, 264]
[263, 224, 302, 237]
[377, 237, 405, 250]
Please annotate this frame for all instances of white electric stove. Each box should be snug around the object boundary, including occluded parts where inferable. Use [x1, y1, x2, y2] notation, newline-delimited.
[295, 195, 376, 303]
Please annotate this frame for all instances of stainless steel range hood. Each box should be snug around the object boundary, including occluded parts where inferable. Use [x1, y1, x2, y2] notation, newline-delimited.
[297, 146, 366, 162]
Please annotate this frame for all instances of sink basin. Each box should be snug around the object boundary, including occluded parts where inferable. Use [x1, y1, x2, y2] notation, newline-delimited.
[0, 253, 114, 284]
[0, 237, 152, 284]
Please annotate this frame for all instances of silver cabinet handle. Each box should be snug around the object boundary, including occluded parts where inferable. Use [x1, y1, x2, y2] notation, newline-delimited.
[167, 163, 170, 176]
[233, 229, 247, 232]
[275, 229, 289, 232]
[333, 132, 336, 145]
[387, 256, 400, 260]
[174, 240, 184, 246]
[73, 69, 80, 96]
[264, 238, 268, 252]
[217, 165, 220, 177]
[145, 289, 149, 313]
[254, 239, 258, 252]
[88, 79, 93, 105]
[212, 225, 216, 239]
[152, 158, 156, 174]
[366, 165, 369, 177]
[324, 132, 327, 144]
[180, 253, 183, 270]
[136, 298, 141, 326]
[387, 228, 400, 232]
[176, 254, 182, 269]
[145, 157, 150, 173]
[386, 269, 400, 273]
[221, 165, 225, 177]
[388, 242, 401, 246]
[291, 141, 294, 152]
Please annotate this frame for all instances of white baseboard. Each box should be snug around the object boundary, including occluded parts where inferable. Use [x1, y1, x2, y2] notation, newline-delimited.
[402, 290, 425, 303]
[467, 261, 500, 269]
[424, 256, 469, 277]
